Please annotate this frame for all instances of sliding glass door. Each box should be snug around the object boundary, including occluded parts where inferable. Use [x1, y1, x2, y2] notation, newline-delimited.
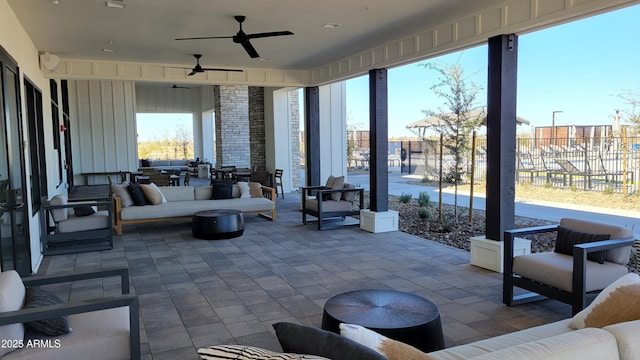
[0, 48, 30, 275]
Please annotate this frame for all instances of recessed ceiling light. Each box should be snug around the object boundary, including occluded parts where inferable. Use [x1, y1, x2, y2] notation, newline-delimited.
[322, 23, 341, 29]
[103, 48, 115, 53]
[106, 1, 125, 9]
[258, 57, 269, 62]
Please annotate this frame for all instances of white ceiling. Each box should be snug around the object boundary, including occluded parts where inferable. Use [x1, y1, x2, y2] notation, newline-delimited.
[7, 0, 507, 71]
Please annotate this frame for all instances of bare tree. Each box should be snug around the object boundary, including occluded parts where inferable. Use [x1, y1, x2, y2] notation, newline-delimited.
[172, 123, 194, 159]
[617, 89, 640, 133]
[421, 59, 484, 223]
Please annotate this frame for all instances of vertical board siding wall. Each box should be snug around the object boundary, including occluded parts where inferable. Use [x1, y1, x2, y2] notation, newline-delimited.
[69, 80, 137, 181]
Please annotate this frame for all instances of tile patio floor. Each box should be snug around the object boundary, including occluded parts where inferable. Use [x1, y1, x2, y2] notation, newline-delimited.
[37, 193, 571, 360]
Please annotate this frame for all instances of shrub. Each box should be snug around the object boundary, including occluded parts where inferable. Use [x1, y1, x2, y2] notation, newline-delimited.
[603, 187, 614, 195]
[441, 216, 453, 233]
[543, 182, 552, 189]
[399, 193, 412, 203]
[417, 191, 430, 207]
[570, 185, 577, 192]
[418, 206, 431, 219]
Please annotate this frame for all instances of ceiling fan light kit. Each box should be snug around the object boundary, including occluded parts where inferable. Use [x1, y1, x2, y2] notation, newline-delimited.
[175, 15, 293, 58]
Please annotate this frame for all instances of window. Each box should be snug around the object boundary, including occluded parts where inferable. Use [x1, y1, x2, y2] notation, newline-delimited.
[49, 79, 63, 185]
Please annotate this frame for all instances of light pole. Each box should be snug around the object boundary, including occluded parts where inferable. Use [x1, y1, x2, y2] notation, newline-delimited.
[552, 110, 563, 146]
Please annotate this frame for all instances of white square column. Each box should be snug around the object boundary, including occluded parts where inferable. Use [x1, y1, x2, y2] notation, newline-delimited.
[360, 210, 399, 233]
[470, 236, 531, 273]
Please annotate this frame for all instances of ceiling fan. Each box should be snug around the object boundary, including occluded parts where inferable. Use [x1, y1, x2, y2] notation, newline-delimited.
[169, 54, 243, 76]
[175, 15, 294, 58]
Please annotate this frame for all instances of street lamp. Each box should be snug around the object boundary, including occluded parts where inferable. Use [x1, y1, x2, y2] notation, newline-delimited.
[552, 110, 563, 146]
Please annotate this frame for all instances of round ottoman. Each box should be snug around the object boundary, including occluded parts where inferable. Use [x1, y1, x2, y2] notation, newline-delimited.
[192, 209, 244, 240]
[321, 289, 444, 353]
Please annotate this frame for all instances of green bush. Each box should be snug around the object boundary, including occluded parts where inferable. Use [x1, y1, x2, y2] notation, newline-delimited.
[399, 193, 412, 203]
[417, 191, 430, 207]
[441, 216, 453, 233]
[418, 206, 431, 219]
[603, 187, 614, 195]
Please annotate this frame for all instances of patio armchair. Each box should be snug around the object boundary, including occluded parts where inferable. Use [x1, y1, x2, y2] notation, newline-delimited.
[40, 194, 113, 255]
[503, 218, 634, 315]
[302, 176, 364, 230]
[0, 267, 139, 360]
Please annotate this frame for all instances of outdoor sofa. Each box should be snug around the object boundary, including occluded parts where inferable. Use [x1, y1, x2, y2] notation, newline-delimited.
[111, 183, 275, 235]
[199, 273, 640, 360]
[137, 159, 191, 172]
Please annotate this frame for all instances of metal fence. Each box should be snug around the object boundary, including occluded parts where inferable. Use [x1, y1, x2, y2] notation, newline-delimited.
[400, 136, 640, 195]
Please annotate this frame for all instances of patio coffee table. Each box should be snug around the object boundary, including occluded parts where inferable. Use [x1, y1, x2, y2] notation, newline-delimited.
[321, 289, 444, 353]
[192, 209, 244, 240]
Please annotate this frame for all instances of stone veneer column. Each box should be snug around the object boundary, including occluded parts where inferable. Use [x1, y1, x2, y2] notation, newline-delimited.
[249, 87, 266, 171]
[214, 85, 250, 168]
[289, 89, 301, 189]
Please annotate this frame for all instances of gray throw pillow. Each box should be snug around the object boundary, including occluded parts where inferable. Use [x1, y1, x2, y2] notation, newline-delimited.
[272, 322, 386, 360]
[23, 288, 71, 336]
[554, 226, 610, 264]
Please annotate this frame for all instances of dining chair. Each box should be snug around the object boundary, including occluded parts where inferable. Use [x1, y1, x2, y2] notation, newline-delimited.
[274, 169, 284, 199]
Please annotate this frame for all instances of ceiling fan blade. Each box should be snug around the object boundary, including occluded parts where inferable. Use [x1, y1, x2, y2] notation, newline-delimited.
[175, 36, 233, 40]
[239, 40, 260, 58]
[187, 69, 197, 76]
[200, 68, 244, 72]
[246, 31, 293, 39]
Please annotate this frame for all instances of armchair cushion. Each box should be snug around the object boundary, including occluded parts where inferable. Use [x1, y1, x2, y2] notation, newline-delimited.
[23, 288, 71, 336]
[0, 270, 25, 356]
[342, 183, 356, 202]
[329, 176, 345, 201]
[512, 252, 629, 293]
[569, 273, 640, 329]
[554, 226, 610, 264]
[559, 218, 633, 264]
[56, 211, 110, 233]
[50, 195, 68, 222]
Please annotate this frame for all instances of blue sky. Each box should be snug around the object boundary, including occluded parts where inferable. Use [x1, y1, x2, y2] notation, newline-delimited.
[347, 4, 640, 138]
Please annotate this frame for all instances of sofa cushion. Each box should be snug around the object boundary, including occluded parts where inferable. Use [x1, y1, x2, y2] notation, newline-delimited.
[236, 182, 250, 198]
[119, 198, 273, 221]
[463, 327, 619, 360]
[212, 180, 233, 200]
[340, 323, 432, 360]
[554, 225, 609, 264]
[128, 182, 147, 206]
[569, 273, 640, 329]
[0, 270, 26, 357]
[23, 288, 71, 336]
[111, 182, 133, 208]
[603, 320, 640, 360]
[50, 194, 68, 222]
[198, 345, 330, 359]
[272, 322, 386, 360]
[195, 186, 212, 200]
[141, 183, 166, 205]
[249, 182, 264, 198]
[512, 252, 628, 293]
[159, 186, 195, 202]
[560, 218, 633, 264]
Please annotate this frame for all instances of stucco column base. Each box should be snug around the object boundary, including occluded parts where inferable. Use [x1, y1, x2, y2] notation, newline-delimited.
[470, 236, 531, 273]
[360, 209, 399, 233]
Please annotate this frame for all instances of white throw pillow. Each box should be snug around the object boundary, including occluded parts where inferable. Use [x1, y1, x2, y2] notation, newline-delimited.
[237, 182, 251, 199]
[569, 273, 640, 329]
[339, 323, 432, 360]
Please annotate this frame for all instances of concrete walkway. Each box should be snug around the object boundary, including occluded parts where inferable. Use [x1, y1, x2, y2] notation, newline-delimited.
[347, 171, 640, 237]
